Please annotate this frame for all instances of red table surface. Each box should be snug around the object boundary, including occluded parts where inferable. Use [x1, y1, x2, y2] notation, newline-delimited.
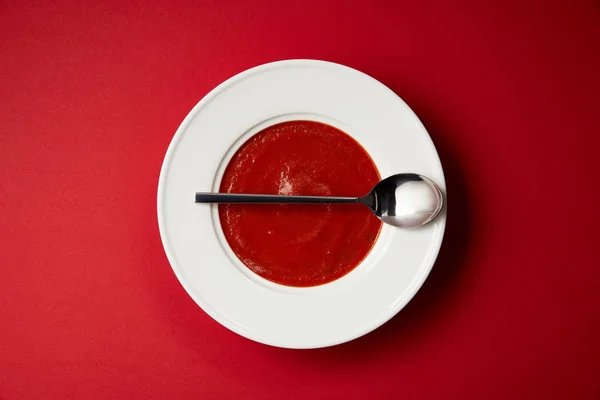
[2, 1, 599, 399]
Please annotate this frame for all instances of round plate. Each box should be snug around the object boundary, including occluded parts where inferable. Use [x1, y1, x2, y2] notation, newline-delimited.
[157, 60, 446, 348]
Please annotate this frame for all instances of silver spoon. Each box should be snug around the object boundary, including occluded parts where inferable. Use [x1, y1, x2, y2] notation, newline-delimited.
[195, 173, 443, 228]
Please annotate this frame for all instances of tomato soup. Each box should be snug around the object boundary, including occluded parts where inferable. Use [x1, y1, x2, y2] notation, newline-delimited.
[219, 120, 381, 287]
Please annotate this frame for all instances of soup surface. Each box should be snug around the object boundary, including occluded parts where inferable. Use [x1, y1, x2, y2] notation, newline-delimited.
[219, 120, 382, 287]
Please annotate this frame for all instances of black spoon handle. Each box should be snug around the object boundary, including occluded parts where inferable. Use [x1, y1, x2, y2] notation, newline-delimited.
[194, 192, 358, 204]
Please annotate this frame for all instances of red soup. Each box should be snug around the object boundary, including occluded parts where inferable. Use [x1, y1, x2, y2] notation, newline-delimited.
[219, 120, 382, 287]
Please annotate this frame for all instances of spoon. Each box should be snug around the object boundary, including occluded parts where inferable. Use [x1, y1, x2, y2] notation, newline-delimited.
[195, 173, 443, 228]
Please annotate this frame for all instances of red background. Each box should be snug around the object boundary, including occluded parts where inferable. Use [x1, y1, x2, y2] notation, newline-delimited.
[2, 1, 599, 398]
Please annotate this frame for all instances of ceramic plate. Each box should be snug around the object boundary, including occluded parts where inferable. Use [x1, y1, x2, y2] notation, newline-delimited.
[157, 60, 446, 348]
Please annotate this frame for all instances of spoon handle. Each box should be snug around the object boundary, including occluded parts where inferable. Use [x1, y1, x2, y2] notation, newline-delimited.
[195, 192, 359, 204]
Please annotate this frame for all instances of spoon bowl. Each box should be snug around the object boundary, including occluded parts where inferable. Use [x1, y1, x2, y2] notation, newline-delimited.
[361, 174, 444, 228]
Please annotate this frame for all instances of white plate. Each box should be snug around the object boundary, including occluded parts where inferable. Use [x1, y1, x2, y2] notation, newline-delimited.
[157, 60, 446, 348]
